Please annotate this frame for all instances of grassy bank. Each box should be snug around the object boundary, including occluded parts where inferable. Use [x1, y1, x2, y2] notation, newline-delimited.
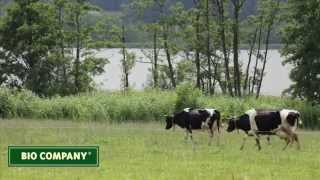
[0, 88, 319, 128]
[1, 120, 320, 179]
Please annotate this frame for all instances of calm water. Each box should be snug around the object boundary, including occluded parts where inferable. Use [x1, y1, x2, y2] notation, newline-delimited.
[94, 49, 292, 96]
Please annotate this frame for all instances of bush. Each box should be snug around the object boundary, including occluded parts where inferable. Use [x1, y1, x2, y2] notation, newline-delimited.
[175, 83, 202, 111]
[0, 88, 319, 129]
[0, 89, 14, 118]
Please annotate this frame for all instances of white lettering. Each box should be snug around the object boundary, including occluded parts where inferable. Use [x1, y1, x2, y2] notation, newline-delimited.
[40, 152, 46, 160]
[73, 152, 80, 160]
[80, 152, 87, 160]
[21, 152, 37, 160]
[21, 152, 27, 160]
[67, 153, 73, 160]
[61, 152, 67, 159]
[52, 152, 61, 160]
[46, 152, 52, 160]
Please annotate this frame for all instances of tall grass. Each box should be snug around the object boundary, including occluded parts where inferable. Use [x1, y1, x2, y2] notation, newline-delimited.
[0, 88, 319, 128]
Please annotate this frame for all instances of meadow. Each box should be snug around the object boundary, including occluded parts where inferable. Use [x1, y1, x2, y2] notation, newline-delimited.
[1, 119, 320, 180]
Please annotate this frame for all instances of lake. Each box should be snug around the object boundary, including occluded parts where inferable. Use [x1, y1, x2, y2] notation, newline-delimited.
[94, 49, 292, 96]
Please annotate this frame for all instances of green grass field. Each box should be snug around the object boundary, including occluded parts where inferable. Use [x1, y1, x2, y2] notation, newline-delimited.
[1, 119, 320, 180]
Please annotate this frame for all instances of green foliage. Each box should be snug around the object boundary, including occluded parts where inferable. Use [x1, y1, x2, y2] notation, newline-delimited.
[0, 88, 319, 128]
[0, 0, 109, 96]
[0, 0, 58, 95]
[175, 83, 202, 111]
[281, 0, 320, 103]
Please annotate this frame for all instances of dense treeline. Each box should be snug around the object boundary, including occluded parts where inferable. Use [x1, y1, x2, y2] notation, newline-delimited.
[0, 0, 319, 105]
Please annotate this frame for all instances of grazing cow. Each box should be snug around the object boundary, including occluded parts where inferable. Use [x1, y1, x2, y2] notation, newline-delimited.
[170, 108, 194, 131]
[226, 109, 301, 150]
[165, 108, 221, 144]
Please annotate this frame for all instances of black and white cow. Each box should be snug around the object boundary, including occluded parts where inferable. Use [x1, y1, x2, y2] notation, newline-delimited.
[226, 109, 301, 150]
[165, 108, 221, 144]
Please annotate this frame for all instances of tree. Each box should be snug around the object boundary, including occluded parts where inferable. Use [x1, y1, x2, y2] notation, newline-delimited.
[243, 20, 258, 94]
[120, 25, 136, 91]
[214, 0, 234, 96]
[0, 0, 108, 96]
[0, 0, 58, 96]
[65, 0, 108, 94]
[281, 0, 320, 103]
[256, 0, 281, 98]
[129, 0, 178, 89]
[159, 1, 177, 88]
[231, 0, 246, 97]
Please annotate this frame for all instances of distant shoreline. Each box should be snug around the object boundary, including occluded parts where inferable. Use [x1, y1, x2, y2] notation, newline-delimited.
[102, 43, 284, 50]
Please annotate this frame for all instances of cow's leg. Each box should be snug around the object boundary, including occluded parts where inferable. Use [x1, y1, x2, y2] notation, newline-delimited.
[273, 126, 294, 150]
[282, 137, 291, 150]
[185, 129, 189, 141]
[189, 129, 193, 141]
[255, 136, 262, 150]
[208, 128, 214, 146]
[275, 132, 291, 151]
[292, 133, 300, 150]
[279, 127, 295, 150]
[240, 134, 249, 150]
[267, 136, 271, 145]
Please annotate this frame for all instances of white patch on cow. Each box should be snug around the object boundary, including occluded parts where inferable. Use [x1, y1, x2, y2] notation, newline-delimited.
[183, 108, 191, 112]
[280, 109, 300, 131]
[202, 109, 216, 128]
[245, 109, 258, 132]
[204, 108, 216, 116]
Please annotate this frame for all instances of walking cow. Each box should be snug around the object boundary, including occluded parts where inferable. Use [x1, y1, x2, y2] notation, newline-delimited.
[226, 109, 301, 150]
[165, 108, 221, 145]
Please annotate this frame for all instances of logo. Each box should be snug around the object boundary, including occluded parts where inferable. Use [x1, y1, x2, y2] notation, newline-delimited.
[8, 146, 99, 167]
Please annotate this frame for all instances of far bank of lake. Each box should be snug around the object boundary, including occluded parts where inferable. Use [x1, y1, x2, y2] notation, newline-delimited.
[93, 49, 292, 96]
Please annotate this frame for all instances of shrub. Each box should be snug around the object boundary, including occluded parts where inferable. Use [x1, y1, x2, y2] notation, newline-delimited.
[175, 83, 202, 111]
[0, 88, 319, 129]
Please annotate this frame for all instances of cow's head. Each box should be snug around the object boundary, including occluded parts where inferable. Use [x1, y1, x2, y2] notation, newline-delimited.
[165, 115, 173, 129]
[226, 117, 237, 132]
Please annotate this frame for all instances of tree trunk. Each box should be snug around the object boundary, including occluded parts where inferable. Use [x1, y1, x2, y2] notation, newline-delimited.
[195, 12, 201, 89]
[256, 0, 280, 98]
[251, 22, 263, 94]
[206, 0, 213, 94]
[216, 0, 233, 96]
[232, 0, 244, 97]
[74, 11, 81, 93]
[58, 5, 68, 94]
[153, 28, 159, 88]
[212, 57, 219, 95]
[243, 27, 258, 94]
[256, 24, 271, 98]
[163, 24, 176, 88]
[121, 25, 129, 90]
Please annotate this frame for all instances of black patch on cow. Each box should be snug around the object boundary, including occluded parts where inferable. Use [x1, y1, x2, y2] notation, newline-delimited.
[184, 111, 209, 129]
[227, 114, 251, 132]
[236, 114, 251, 132]
[255, 111, 281, 133]
[286, 112, 298, 126]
